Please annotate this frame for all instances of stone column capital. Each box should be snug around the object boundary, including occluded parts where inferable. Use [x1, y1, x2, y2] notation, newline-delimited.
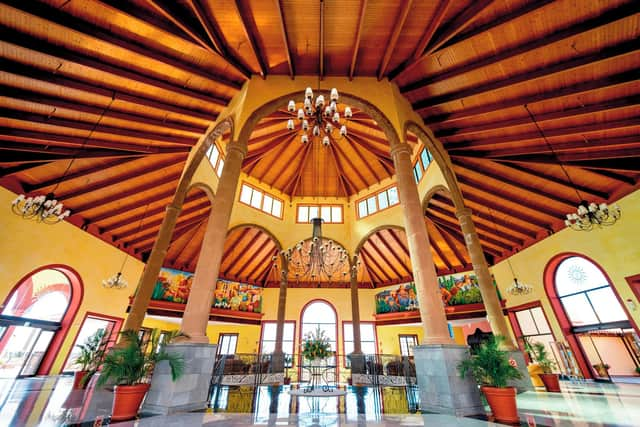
[455, 207, 473, 220]
[390, 143, 412, 159]
[227, 142, 248, 158]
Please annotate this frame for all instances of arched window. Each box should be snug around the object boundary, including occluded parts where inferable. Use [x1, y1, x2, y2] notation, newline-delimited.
[0, 266, 82, 377]
[301, 300, 338, 353]
[555, 256, 627, 327]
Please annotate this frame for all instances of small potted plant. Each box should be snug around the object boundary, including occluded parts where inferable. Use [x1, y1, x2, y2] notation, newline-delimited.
[72, 328, 107, 389]
[526, 341, 560, 392]
[592, 362, 610, 377]
[458, 335, 522, 424]
[97, 329, 184, 422]
[635, 366, 640, 375]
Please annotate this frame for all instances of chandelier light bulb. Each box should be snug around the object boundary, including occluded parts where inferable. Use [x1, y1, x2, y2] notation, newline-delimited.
[313, 125, 320, 136]
[287, 100, 295, 112]
[344, 107, 352, 118]
[340, 125, 347, 136]
[330, 88, 339, 101]
[302, 119, 309, 131]
[301, 133, 309, 144]
[287, 119, 295, 130]
[322, 136, 330, 146]
[102, 271, 128, 289]
[505, 278, 533, 296]
[315, 95, 325, 107]
[305, 87, 313, 99]
[297, 108, 304, 120]
[332, 112, 340, 123]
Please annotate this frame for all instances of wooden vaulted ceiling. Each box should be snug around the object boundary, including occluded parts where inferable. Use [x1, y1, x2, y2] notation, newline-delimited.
[1, 0, 638, 288]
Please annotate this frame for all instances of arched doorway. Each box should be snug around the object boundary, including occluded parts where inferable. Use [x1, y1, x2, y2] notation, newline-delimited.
[299, 300, 338, 381]
[0, 266, 82, 377]
[545, 254, 640, 380]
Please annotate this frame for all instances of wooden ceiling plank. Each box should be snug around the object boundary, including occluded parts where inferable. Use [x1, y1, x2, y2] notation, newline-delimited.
[349, 0, 367, 80]
[330, 139, 370, 188]
[388, 0, 451, 80]
[325, 143, 352, 196]
[86, 188, 176, 223]
[404, 2, 633, 94]
[583, 168, 637, 186]
[434, 218, 503, 257]
[507, 156, 640, 173]
[359, 248, 390, 283]
[166, 219, 203, 266]
[0, 141, 155, 162]
[461, 190, 552, 229]
[377, 0, 413, 80]
[282, 142, 313, 195]
[254, 133, 298, 181]
[242, 240, 276, 280]
[274, 0, 294, 78]
[376, 231, 412, 276]
[227, 234, 269, 277]
[438, 96, 640, 139]
[232, 0, 267, 77]
[424, 220, 453, 269]
[366, 238, 404, 279]
[429, 208, 513, 251]
[414, 39, 639, 111]
[106, 199, 210, 235]
[425, 69, 640, 126]
[319, 0, 324, 79]
[130, 213, 209, 250]
[348, 138, 384, 182]
[0, 161, 52, 177]
[177, 222, 206, 272]
[431, 221, 468, 267]
[223, 227, 253, 259]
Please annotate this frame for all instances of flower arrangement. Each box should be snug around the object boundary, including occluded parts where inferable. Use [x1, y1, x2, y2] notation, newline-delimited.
[301, 326, 332, 361]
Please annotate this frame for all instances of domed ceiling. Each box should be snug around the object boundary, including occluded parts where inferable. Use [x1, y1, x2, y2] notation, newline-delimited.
[1, 0, 638, 288]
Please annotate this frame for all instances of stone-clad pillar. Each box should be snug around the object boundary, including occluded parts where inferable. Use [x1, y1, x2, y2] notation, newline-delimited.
[391, 143, 452, 344]
[180, 143, 247, 343]
[272, 255, 289, 372]
[455, 208, 515, 349]
[349, 255, 365, 375]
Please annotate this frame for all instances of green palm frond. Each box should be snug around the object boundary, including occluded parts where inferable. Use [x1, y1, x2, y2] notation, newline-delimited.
[458, 335, 522, 388]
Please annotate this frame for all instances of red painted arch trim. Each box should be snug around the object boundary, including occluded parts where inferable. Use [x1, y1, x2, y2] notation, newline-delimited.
[543, 252, 639, 379]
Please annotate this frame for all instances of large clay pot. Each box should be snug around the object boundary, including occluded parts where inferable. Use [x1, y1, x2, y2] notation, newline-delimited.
[72, 370, 90, 389]
[111, 383, 150, 422]
[481, 386, 519, 424]
[539, 373, 561, 392]
[527, 363, 544, 388]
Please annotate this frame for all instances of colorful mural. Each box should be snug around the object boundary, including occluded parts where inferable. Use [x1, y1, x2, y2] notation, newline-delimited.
[374, 273, 502, 314]
[152, 268, 263, 313]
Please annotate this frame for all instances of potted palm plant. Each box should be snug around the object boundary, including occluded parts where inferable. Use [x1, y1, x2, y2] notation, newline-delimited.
[458, 335, 523, 424]
[526, 341, 560, 392]
[97, 329, 184, 422]
[72, 328, 107, 389]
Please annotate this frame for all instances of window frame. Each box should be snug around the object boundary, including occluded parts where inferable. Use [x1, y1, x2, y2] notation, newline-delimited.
[355, 185, 401, 219]
[259, 321, 296, 367]
[342, 321, 377, 365]
[237, 182, 284, 219]
[296, 204, 344, 224]
[217, 333, 239, 356]
[399, 334, 419, 357]
[507, 301, 558, 368]
[206, 142, 225, 178]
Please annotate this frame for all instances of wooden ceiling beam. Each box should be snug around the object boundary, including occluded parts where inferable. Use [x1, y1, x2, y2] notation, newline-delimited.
[166, 219, 203, 267]
[130, 214, 209, 250]
[584, 168, 637, 186]
[438, 96, 640, 139]
[254, 133, 297, 182]
[430, 220, 468, 267]
[233, 0, 267, 77]
[274, 0, 294, 78]
[2, 0, 244, 89]
[358, 248, 390, 283]
[504, 155, 640, 173]
[0, 108, 196, 146]
[424, 220, 454, 269]
[0, 86, 206, 135]
[425, 69, 640, 126]
[326, 143, 354, 196]
[349, 0, 367, 80]
[106, 199, 210, 235]
[413, 39, 639, 111]
[366, 238, 404, 280]
[244, 245, 277, 282]
[460, 190, 552, 229]
[376, 232, 412, 276]
[0, 37, 231, 106]
[226, 234, 270, 277]
[247, 128, 297, 147]
[403, 2, 633, 94]
[0, 162, 52, 178]
[447, 117, 640, 151]
[433, 218, 503, 258]
[282, 142, 313, 195]
[430, 212, 513, 252]
[348, 138, 384, 182]
[183, 0, 252, 78]
[87, 188, 176, 223]
[330, 139, 370, 188]
[387, 229, 412, 262]
[346, 134, 395, 169]
[222, 227, 253, 263]
[377, 0, 413, 80]
[0, 141, 153, 162]
[388, 0, 451, 80]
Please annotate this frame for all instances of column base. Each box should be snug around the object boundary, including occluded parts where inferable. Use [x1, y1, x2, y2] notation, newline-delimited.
[507, 350, 534, 393]
[349, 352, 366, 375]
[142, 343, 217, 415]
[413, 344, 485, 417]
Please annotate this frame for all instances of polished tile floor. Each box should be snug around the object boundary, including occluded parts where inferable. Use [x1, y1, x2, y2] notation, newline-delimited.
[1, 376, 639, 426]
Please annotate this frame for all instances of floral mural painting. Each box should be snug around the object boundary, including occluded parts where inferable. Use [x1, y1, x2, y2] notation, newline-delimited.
[151, 268, 263, 313]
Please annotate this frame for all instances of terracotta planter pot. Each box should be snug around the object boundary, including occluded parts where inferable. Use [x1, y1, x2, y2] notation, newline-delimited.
[283, 377, 291, 385]
[539, 373, 561, 392]
[72, 370, 90, 389]
[481, 386, 519, 424]
[111, 383, 150, 422]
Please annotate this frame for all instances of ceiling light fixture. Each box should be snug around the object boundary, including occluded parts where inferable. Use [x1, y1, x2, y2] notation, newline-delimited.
[524, 104, 620, 231]
[11, 94, 115, 224]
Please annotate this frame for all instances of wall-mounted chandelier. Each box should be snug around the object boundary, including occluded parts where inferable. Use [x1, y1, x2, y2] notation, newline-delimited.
[12, 193, 71, 224]
[103, 271, 128, 289]
[279, 218, 353, 283]
[286, 87, 352, 146]
[565, 201, 621, 231]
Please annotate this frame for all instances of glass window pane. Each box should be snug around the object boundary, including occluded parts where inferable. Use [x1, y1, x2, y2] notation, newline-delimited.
[362, 342, 376, 355]
[413, 163, 422, 182]
[320, 206, 331, 223]
[250, 190, 262, 209]
[209, 145, 220, 166]
[263, 323, 277, 340]
[587, 287, 628, 323]
[263, 194, 273, 214]
[555, 256, 609, 296]
[360, 324, 375, 341]
[216, 158, 224, 177]
[298, 206, 309, 223]
[284, 323, 294, 341]
[378, 192, 389, 210]
[387, 187, 399, 205]
[309, 206, 319, 220]
[367, 197, 377, 214]
[358, 201, 368, 218]
[343, 324, 353, 341]
[261, 341, 275, 354]
[561, 293, 599, 326]
[206, 144, 214, 160]
[516, 310, 538, 336]
[531, 307, 551, 334]
[272, 199, 282, 218]
[3, 269, 71, 322]
[331, 206, 342, 223]
[421, 148, 431, 169]
[344, 341, 354, 355]
[240, 184, 252, 204]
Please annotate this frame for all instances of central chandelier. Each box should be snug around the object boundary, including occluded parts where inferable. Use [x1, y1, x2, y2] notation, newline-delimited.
[565, 201, 621, 231]
[286, 87, 352, 146]
[280, 218, 352, 283]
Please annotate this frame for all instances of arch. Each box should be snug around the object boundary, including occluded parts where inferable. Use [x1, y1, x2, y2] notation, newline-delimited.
[0, 264, 83, 375]
[187, 182, 216, 204]
[422, 184, 452, 212]
[354, 224, 406, 255]
[237, 91, 401, 156]
[544, 252, 639, 379]
[226, 223, 283, 252]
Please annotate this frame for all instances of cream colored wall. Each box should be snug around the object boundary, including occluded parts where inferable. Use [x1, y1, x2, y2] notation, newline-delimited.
[0, 186, 144, 373]
[491, 189, 640, 343]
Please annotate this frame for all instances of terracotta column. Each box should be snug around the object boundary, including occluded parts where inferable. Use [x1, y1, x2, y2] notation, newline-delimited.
[123, 202, 183, 333]
[349, 256, 363, 354]
[456, 208, 516, 349]
[391, 143, 452, 344]
[272, 255, 288, 371]
[180, 142, 247, 343]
